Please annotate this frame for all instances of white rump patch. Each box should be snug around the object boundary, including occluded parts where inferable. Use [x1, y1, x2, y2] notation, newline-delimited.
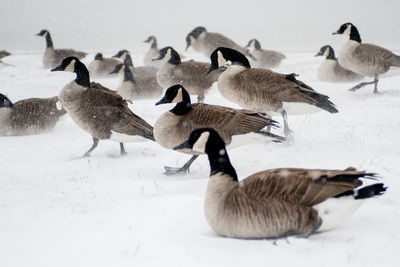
[229, 132, 276, 148]
[171, 87, 183, 103]
[280, 102, 323, 115]
[314, 196, 364, 232]
[217, 51, 227, 67]
[110, 131, 148, 143]
[65, 59, 76, 72]
[192, 131, 210, 153]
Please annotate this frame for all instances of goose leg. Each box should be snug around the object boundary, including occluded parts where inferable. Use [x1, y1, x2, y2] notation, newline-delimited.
[164, 155, 199, 175]
[197, 93, 205, 103]
[82, 137, 99, 157]
[348, 79, 376, 92]
[281, 110, 294, 140]
[373, 75, 379, 94]
[120, 143, 128, 156]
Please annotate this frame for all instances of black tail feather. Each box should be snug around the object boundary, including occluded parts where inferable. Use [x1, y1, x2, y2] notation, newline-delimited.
[355, 183, 387, 199]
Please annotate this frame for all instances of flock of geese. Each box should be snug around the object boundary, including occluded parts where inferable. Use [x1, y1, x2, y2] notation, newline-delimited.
[2, 22, 398, 239]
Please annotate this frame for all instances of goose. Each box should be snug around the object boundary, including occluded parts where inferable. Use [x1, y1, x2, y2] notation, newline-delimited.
[0, 93, 66, 136]
[154, 85, 284, 175]
[208, 47, 338, 138]
[143, 36, 162, 68]
[174, 128, 386, 239]
[185, 26, 250, 58]
[153, 46, 223, 103]
[36, 29, 87, 69]
[245, 39, 286, 68]
[87, 53, 121, 78]
[51, 57, 155, 157]
[333, 22, 400, 93]
[113, 49, 158, 78]
[109, 61, 163, 100]
[0, 50, 10, 59]
[315, 45, 364, 83]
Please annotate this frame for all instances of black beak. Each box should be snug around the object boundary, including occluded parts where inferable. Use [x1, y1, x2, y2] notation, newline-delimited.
[155, 96, 169, 105]
[207, 63, 218, 74]
[332, 31, 339, 35]
[152, 54, 163, 61]
[173, 140, 191, 151]
[314, 53, 321, 57]
[108, 68, 118, 74]
[35, 33, 41, 36]
[51, 65, 63, 72]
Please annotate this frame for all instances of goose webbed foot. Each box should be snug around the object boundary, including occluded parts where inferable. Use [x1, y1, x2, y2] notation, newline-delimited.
[82, 137, 99, 157]
[163, 155, 199, 176]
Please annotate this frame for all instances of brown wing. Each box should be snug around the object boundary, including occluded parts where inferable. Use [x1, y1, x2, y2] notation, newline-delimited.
[174, 61, 213, 86]
[238, 167, 371, 206]
[355, 43, 400, 68]
[234, 69, 338, 113]
[186, 104, 273, 143]
[10, 96, 66, 130]
[56, 49, 87, 59]
[81, 82, 129, 109]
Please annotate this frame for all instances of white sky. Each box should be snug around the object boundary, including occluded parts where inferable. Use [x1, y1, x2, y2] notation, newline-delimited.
[1, 0, 400, 53]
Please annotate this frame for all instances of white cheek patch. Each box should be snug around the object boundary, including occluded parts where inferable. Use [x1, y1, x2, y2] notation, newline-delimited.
[163, 48, 172, 61]
[171, 88, 183, 103]
[344, 25, 352, 35]
[64, 59, 76, 72]
[217, 51, 227, 67]
[323, 48, 330, 57]
[190, 35, 196, 43]
[192, 131, 210, 153]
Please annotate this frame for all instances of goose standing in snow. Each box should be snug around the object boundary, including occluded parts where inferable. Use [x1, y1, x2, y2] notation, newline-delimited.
[208, 47, 338, 139]
[315, 45, 363, 83]
[113, 49, 158, 78]
[143, 36, 162, 68]
[51, 57, 154, 157]
[245, 39, 286, 68]
[87, 53, 121, 78]
[0, 93, 66, 136]
[36, 29, 86, 68]
[174, 128, 386, 239]
[185, 26, 250, 58]
[333, 22, 400, 93]
[154, 46, 223, 103]
[109, 61, 163, 101]
[154, 85, 284, 175]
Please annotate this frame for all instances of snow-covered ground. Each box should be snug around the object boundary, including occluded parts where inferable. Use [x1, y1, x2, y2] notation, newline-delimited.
[0, 51, 399, 267]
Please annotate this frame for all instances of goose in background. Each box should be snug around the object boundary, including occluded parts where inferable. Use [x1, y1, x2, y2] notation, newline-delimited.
[153, 46, 224, 103]
[185, 26, 250, 58]
[174, 128, 386, 239]
[154, 85, 284, 175]
[0, 50, 13, 66]
[333, 22, 400, 93]
[113, 49, 158, 78]
[143, 36, 162, 68]
[208, 47, 338, 139]
[51, 57, 155, 157]
[245, 38, 286, 68]
[315, 45, 363, 83]
[109, 61, 163, 101]
[0, 93, 66, 136]
[36, 29, 86, 68]
[87, 53, 121, 78]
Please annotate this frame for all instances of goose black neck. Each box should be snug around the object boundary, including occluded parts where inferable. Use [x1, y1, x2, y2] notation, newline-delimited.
[170, 90, 192, 115]
[123, 64, 135, 83]
[124, 54, 133, 67]
[168, 49, 181, 65]
[350, 27, 362, 43]
[208, 148, 238, 181]
[326, 47, 336, 60]
[45, 33, 53, 48]
[75, 62, 90, 87]
[151, 39, 157, 49]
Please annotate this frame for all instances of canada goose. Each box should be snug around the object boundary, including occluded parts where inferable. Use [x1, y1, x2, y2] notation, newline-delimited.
[315, 45, 364, 83]
[153, 46, 223, 103]
[333, 23, 400, 93]
[208, 47, 338, 138]
[109, 61, 163, 100]
[0, 93, 66, 136]
[51, 57, 155, 157]
[113, 49, 158, 78]
[174, 128, 386, 239]
[143, 36, 162, 68]
[185, 26, 250, 58]
[154, 85, 284, 175]
[87, 53, 121, 78]
[245, 39, 286, 68]
[36, 29, 87, 68]
[0, 50, 10, 59]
